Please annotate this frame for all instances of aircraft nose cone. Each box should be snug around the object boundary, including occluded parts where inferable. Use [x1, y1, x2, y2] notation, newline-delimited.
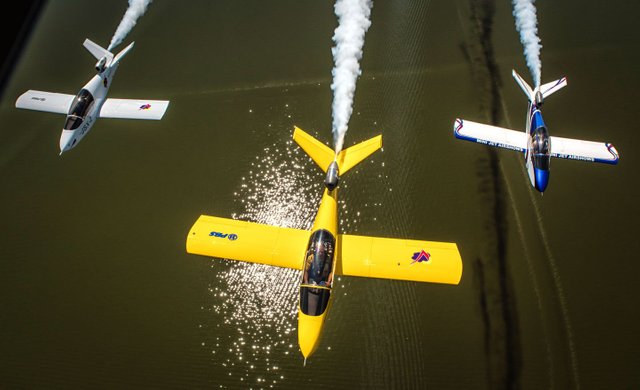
[534, 168, 549, 193]
[298, 310, 326, 360]
[59, 130, 74, 154]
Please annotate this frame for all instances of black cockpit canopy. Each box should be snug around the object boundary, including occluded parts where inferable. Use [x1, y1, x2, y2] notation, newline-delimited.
[299, 229, 335, 316]
[531, 126, 550, 170]
[64, 89, 95, 130]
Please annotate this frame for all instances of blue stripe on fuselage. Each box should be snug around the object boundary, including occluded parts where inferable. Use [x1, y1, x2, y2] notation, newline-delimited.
[530, 110, 545, 132]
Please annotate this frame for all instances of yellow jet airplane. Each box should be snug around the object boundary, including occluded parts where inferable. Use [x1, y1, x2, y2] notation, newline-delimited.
[186, 126, 463, 362]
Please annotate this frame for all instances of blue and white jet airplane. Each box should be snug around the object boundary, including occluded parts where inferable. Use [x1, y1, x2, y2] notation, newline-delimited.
[453, 70, 619, 193]
[16, 39, 169, 154]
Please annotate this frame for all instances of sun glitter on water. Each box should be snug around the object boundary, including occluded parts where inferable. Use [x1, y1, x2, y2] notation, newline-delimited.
[201, 137, 322, 386]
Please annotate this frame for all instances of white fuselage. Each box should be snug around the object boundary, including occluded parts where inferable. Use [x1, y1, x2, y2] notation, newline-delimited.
[59, 62, 120, 153]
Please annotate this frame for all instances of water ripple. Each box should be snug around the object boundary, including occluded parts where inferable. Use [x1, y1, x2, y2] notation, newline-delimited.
[201, 137, 321, 387]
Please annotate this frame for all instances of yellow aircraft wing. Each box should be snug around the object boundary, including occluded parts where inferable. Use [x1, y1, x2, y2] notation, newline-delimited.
[337, 234, 463, 285]
[186, 215, 310, 270]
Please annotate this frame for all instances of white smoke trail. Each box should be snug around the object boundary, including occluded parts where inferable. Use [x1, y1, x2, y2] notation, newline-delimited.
[107, 0, 153, 52]
[331, 0, 373, 154]
[512, 0, 542, 87]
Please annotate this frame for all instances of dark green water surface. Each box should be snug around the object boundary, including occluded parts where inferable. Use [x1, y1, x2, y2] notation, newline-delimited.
[1, 1, 638, 388]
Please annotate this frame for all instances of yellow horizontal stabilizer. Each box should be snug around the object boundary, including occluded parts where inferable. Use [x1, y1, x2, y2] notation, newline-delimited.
[336, 234, 462, 285]
[293, 126, 335, 173]
[336, 134, 382, 175]
[186, 215, 310, 270]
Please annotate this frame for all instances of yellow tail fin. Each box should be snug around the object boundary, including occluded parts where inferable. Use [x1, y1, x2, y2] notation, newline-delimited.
[335, 133, 382, 175]
[293, 126, 382, 175]
[293, 126, 335, 173]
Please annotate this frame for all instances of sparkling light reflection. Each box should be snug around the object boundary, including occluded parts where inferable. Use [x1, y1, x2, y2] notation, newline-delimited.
[202, 138, 322, 386]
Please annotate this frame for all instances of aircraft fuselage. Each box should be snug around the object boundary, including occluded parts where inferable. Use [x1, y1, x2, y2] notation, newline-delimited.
[59, 62, 119, 154]
[524, 101, 551, 192]
[297, 180, 339, 360]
